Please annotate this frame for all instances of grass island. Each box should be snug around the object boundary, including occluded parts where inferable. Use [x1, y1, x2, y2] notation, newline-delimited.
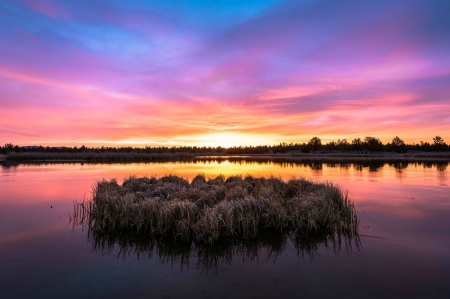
[74, 174, 358, 244]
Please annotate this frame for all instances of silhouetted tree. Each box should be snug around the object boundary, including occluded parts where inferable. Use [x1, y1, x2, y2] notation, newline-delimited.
[301, 143, 310, 153]
[326, 141, 337, 151]
[433, 136, 447, 151]
[364, 136, 383, 153]
[392, 136, 405, 147]
[420, 141, 432, 152]
[391, 136, 406, 153]
[351, 138, 362, 153]
[433, 136, 445, 146]
[1, 143, 15, 154]
[337, 139, 350, 152]
[308, 137, 322, 151]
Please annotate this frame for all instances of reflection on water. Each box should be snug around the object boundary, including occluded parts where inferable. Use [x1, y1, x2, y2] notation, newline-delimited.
[2, 159, 448, 173]
[196, 159, 448, 173]
[87, 229, 360, 275]
[1, 158, 449, 299]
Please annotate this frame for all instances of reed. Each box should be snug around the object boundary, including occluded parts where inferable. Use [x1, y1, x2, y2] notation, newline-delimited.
[73, 174, 358, 244]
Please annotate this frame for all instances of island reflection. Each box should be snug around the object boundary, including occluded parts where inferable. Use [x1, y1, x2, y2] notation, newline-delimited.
[86, 229, 360, 275]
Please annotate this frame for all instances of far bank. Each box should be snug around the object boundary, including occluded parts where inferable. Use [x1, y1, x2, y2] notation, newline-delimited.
[2, 151, 450, 163]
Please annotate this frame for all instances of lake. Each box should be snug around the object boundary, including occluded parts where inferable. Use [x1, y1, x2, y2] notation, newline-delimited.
[1, 159, 449, 299]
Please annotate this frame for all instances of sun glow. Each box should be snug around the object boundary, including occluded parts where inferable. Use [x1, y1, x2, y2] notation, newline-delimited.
[187, 133, 273, 148]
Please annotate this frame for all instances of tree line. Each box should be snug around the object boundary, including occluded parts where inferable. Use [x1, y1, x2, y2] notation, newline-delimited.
[0, 136, 448, 155]
[301, 136, 448, 153]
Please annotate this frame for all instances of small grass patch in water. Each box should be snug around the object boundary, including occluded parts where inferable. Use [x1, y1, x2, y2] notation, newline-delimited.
[74, 174, 358, 244]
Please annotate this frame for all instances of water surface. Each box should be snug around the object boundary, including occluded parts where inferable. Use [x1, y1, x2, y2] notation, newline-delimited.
[1, 160, 449, 299]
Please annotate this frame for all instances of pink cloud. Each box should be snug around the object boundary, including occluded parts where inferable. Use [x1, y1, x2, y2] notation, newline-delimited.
[1, 0, 449, 147]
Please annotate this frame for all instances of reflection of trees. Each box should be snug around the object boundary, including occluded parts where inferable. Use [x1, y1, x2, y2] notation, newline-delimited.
[390, 161, 408, 172]
[195, 159, 448, 174]
[310, 162, 323, 171]
[353, 164, 364, 172]
[2, 159, 448, 173]
[0, 161, 19, 169]
[366, 161, 384, 172]
[87, 229, 360, 275]
[436, 163, 447, 172]
[348, 161, 383, 172]
[417, 161, 447, 171]
[422, 162, 434, 169]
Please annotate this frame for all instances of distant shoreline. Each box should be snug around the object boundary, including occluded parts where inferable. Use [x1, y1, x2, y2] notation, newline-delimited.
[2, 152, 195, 163]
[2, 152, 450, 163]
[196, 152, 450, 161]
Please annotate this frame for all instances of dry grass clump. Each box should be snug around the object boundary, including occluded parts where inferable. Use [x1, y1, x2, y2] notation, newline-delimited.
[74, 174, 358, 244]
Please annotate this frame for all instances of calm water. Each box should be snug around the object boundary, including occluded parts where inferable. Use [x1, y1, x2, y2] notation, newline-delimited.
[1, 160, 449, 299]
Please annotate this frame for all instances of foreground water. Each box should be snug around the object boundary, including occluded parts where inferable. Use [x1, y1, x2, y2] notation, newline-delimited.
[1, 159, 449, 299]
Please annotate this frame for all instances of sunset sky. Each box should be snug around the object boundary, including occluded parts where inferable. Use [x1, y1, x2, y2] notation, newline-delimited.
[1, 0, 449, 147]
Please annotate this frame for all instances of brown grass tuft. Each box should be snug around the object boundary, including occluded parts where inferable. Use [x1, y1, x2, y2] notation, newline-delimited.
[73, 174, 359, 244]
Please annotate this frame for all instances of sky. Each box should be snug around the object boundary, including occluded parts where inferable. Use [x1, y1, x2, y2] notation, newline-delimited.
[0, 0, 449, 147]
